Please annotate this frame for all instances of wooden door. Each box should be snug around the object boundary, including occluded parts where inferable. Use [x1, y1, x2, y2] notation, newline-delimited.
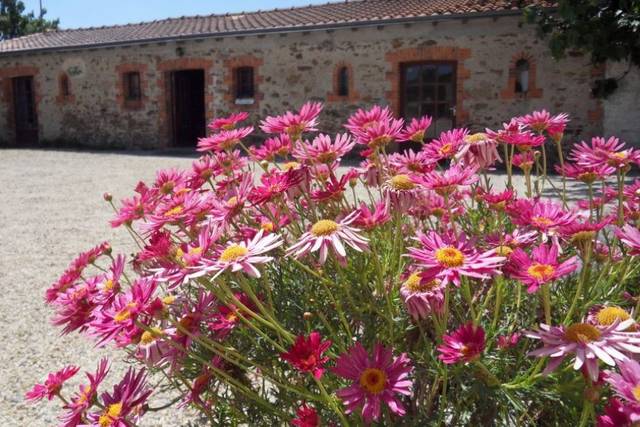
[171, 70, 206, 147]
[12, 76, 38, 144]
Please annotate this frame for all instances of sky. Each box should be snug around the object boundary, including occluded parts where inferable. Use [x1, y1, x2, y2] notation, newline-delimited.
[22, 1, 331, 29]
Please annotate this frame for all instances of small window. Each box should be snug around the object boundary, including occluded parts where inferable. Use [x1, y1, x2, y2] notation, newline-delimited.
[515, 59, 530, 94]
[235, 67, 255, 99]
[337, 66, 349, 97]
[60, 74, 70, 97]
[124, 72, 141, 101]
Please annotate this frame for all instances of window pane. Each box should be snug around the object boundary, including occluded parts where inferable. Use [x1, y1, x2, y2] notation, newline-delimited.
[404, 66, 420, 84]
[421, 65, 436, 84]
[438, 85, 452, 102]
[236, 67, 255, 99]
[405, 103, 420, 119]
[423, 85, 435, 103]
[437, 65, 454, 82]
[125, 72, 141, 101]
[338, 67, 349, 97]
[405, 88, 420, 103]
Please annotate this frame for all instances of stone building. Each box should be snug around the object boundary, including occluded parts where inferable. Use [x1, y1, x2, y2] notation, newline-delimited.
[0, 0, 637, 149]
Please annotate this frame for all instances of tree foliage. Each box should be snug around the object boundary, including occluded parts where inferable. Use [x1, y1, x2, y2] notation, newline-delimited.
[0, 0, 59, 41]
[525, 1, 640, 97]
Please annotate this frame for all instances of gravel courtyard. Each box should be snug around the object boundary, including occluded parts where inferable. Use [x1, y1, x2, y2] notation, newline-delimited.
[0, 148, 587, 426]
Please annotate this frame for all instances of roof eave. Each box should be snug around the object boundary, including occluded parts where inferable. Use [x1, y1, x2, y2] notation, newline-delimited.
[0, 9, 526, 57]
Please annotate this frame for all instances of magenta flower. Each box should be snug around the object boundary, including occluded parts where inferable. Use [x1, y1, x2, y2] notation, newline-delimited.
[413, 163, 478, 196]
[400, 271, 444, 320]
[260, 101, 323, 139]
[406, 231, 505, 287]
[604, 358, 640, 423]
[25, 365, 80, 402]
[525, 319, 640, 381]
[456, 132, 501, 170]
[332, 342, 412, 423]
[505, 243, 579, 293]
[345, 105, 393, 139]
[509, 198, 577, 235]
[280, 331, 332, 379]
[291, 403, 320, 427]
[208, 112, 249, 131]
[422, 128, 467, 162]
[616, 224, 640, 255]
[398, 115, 432, 143]
[437, 322, 486, 364]
[286, 210, 368, 264]
[250, 133, 292, 161]
[196, 126, 254, 152]
[292, 133, 355, 164]
[60, 358, 110, 427]
[571, 136, 640, 170]
[597, 398, 633, 427]
[353, 200, 391, 230]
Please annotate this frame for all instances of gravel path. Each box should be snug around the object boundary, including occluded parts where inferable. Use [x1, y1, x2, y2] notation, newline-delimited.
[0, 148, 585, 425]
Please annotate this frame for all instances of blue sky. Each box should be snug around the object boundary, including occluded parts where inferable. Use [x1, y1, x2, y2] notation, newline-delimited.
[22, 1, 330, 29]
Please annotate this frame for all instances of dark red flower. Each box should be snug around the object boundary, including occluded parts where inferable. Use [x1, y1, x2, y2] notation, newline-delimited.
[291, 403, 320, 427]
[280, 331, 332, 379]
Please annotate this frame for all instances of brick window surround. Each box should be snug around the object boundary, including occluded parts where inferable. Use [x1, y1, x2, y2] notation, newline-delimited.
[223, 55, 264, 109]
[116, 63, 148, 110]
[55, 73, 75, 105]
[157, 57, 214, 147]
[386, 46, 471, 124]
[327, 62, 360, 102]
[0, 65, 41, 143]
[500, 52, 543, 100]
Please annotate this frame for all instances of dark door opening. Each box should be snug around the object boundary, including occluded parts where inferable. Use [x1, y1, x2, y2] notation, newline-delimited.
[12, 76, 38, 144]
[170, 69, 206, 147]
[400, 62, 456, 150]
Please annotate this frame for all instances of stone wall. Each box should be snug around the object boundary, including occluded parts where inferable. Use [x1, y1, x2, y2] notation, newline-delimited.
[0, 15, 606, 148]
[604, 62, 640, 145]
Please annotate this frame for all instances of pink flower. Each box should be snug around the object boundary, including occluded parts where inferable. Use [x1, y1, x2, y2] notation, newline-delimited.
[286, 210, 368, 264]
[249, 169, 302, 205]
[192, 229, 283, 279]
[291, 403, 320, 427]
[597, 398, 633, 427]
[555, 161, 615, 183]
[616, 224, 640, 255]
[250, 133, 292, 161]
[400, 271, 444, 319]
[505, 243, 579, 293]
[571, 136, 640, 170]
[413, 163, 478, 196]
[512, 151, 536, 172]
[519, 110, 569, 138]
[292, 133, 355, 164]
[437, 322, 485, 364]
[332, 342, 413, 423]
[383, 173, 422, 210]
[406, 231, 505, 287]
[388, 149, 436, 174]
[497, 333, 521, 350]
[197, 126, 254, 152]
[353, 117, 404, 149]
[260, 102, 323, 140]
[208, 112, 249, 131]
[25, 365, 80, 402]
[353, 201, 391, 230]
[86, 367, 152, 427]
[345, 105, 393, 138]
[398, 115, 432, 143]
[604, 358, 640, 423]
[509, 198, 577, 235]
[422, 128, 467, 162]
[60, 358, 110, 427]
[526, 320, 640, 381]
[456, 132, 501, 170]
[280, 331, 332, 379]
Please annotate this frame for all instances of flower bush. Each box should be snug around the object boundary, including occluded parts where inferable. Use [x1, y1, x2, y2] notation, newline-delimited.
[29, 102, 640, 426]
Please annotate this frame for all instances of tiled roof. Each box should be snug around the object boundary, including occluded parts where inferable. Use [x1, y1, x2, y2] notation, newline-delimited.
[0, 0, 549, 54]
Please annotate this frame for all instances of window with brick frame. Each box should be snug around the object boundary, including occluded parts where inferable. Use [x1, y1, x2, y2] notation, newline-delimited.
[337, 66, 349, 97]
[60, 74, 70, 97]
[234, 66, 255, 100]
[123, 72, 142, 101]
[515, 59, 530, 94]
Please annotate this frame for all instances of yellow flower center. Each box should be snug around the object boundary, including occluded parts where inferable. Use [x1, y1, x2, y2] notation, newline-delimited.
[596, 306, 631, 326]
[221, 123, 235, 131]
[633, 385, 640, 402]
[439, 143, 454, 155]
[160, 181, 175, 194]
[219, 244, 249, 262]
[577, 172, 598, 184]
[370, 135, 393, 148]
[404, 272, 440, 293]
[311, 220, 339, 237]
[140, 327, 163, 345]
[102, 279, 115, 292]
[162, 295, 176, 305]
[389, 174, 416, 191]
[531, 216, 554, 227]
[527, 263, 556, 281]
[564, 323, 602, 343]
[226, 196, 238, 207]
[410, 130, 425, 143]
[316, 152, 337, 164]
[464, 133, 486, 144]
[114, 302, 137, 323]
[98, 402, 123, 427]
[261, 221, 274, 233]
[282, 161, 300, 171]
[495, 245, 513, 257]
[435, 247, 465, 268]
[164, 205, 184, 217]
[571, 231, 596, 243]
[359, 368, 387, 395]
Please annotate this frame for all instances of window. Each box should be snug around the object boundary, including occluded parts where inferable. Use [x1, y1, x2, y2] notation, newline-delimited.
[60, 74, 70, 97]
[124, 72, 141, 101]
[235, 67, 255, 99]
[515, 59, 530, 94]
[337, 66, 349, 97]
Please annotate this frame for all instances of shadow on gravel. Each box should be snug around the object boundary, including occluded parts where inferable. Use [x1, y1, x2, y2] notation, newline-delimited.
[0, 145, 200, 158]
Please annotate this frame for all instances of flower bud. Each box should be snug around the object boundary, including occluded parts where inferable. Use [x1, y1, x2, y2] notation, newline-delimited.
[103, 192, 113, 202]
[303, 312, 313, 320]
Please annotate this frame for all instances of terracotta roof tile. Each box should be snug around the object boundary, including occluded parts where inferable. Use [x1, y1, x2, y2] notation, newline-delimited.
[0, 0, 551, 54]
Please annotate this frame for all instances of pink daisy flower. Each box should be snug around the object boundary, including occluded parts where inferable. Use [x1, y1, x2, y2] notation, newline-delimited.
[413, 163, 478, 196]
[353, 117, 404, 149]
[604, 358, 640, 423]
[406, 231, 505, 287]
[60, 358, 110, 427]
[456, 132, 501, 170]
[497, 333, 521, 350]
[260, 101, 323, 140]
[280, 331, 332, 379]
[353, 201, 391, 230]
[197, 126, 254, 152]
[191, 229, 283, 279]
[208, 112, 249, 131]
[505, 243, 579, 293]
[383, 173, 422, 210]
[509, 198, 577, 235]
[345, 105, 393, 137]
[571, 136, 640, 170]
[388, 149, 436, 174]
[286, 210, 369, 265]
[332, 342, 413, 423]
[25, 365, 80, 402]
[250, 133, 292, 161]
[525, 319, 640, 381]
[292, 133, 355, 164]
[400, 271, 445, 320]
[437, 322, 486, 364]
[597, 398, 632, 427]
[555, 161, 615, 184]
[616, 224, 640, 255]
[519, 110, 569, 139]
[398, 115, 432, 143]
[512, 151, 536, 172]
[292, 403, 320, 427]
[422, 128, 467, 162]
